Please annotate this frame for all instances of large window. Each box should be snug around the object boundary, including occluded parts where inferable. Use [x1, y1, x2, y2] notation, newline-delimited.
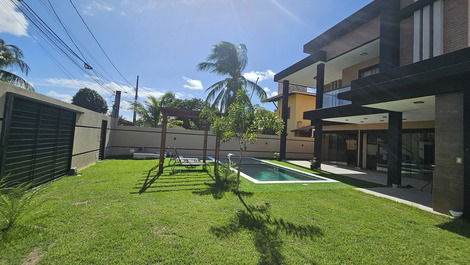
[413, 0, 444, 62]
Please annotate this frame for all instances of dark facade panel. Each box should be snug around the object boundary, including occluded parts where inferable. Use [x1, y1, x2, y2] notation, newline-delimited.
[303, 0, 380, 54]
[0, 93, 76, 185]
[340, 47, 470, 104]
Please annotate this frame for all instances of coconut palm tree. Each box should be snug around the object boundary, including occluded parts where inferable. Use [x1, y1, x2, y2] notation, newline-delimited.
[198, 41, 266, 113]
[132, 92, 177, 128]
[0, 39, 33, 91]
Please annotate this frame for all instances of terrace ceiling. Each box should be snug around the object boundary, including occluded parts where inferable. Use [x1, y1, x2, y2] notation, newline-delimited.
[276, 39, 380, 88]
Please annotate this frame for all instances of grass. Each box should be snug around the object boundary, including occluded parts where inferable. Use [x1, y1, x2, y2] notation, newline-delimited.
[0, 159, 469, 265]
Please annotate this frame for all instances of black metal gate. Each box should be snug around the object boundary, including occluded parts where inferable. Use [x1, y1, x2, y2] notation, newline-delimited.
[99, 120, 107, 160]
[0, 93, 76, 185]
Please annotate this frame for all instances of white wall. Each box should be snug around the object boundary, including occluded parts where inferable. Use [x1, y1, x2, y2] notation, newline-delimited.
[107, 125, 314, 160]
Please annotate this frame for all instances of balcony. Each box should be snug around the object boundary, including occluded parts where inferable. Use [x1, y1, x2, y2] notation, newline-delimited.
[323, 86, 352, 109]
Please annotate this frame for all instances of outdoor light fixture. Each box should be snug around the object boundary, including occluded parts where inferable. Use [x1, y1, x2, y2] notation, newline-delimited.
[360, 52, 368, 56]
[413, 101, 425, 104]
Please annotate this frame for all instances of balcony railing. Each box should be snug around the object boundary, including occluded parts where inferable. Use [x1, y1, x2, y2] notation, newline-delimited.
[322, 86, 352, 109]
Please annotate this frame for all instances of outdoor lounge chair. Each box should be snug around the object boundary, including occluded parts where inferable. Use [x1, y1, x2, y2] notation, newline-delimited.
[168, 148, 211, 174]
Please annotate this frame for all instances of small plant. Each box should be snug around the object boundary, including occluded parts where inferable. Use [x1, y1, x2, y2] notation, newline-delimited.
[0, 175, 42, 237]
[273, 152, 280, 161]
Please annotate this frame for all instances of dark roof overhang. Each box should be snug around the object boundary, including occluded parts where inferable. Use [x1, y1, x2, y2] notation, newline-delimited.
[303, 0, 380, 54]
[303, 104, 385, 122]
[339, 47, 470, 105]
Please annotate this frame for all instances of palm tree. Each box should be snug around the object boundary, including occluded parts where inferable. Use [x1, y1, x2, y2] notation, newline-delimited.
[0, 39, 33, 91]
[198, 41, 266, 113]
[132, 92, 177, 128]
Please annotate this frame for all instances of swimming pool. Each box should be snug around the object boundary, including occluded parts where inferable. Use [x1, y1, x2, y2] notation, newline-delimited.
[227, 158, 337, 184]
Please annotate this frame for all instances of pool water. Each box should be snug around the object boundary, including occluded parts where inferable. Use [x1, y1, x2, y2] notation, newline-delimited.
[225, 158, 334, 183]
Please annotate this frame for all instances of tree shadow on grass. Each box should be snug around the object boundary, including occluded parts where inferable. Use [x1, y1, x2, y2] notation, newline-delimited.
[135, 165, 215, 194]
[436, 219, 470, 238]
[210, 192, 322, 265]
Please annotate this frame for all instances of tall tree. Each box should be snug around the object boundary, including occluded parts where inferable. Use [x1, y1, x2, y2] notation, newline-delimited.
[0, 39, 33, 91]
[198, 41, 267, 113]
[132, 92, 177, 128]
[202, 90, 284, 184]
[72, 88, 108, 114]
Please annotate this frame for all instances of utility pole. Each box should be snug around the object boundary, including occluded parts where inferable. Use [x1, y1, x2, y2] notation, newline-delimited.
[133, 75, 139, 125]
[112, 91, 121, 118]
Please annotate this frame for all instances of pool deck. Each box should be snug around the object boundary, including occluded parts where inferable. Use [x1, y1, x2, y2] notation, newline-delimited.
[287, 161, 448, 217]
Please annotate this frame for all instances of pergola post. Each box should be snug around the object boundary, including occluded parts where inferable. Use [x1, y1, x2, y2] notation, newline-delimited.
[158, 114, 168, 174]
[203, 122, 209, 164]
[214, 134, 220, 177]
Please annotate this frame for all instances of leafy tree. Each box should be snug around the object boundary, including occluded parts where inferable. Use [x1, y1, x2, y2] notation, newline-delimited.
[172, 98, 209, 130]
[72, 88, 108, 114]
[198, 41, 267, 113]
[118, 116, 133, 126]
[0, 39, 33, 91]
[133, 93, 210, 129]
[203, 90, 284, 188]
[132, 92, 177, 128]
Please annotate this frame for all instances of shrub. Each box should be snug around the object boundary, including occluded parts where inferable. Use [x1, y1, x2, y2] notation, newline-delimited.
[0, 175, 42, 237]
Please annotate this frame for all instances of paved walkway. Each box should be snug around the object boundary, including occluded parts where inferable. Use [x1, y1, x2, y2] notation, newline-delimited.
[288, 160, 446, 216]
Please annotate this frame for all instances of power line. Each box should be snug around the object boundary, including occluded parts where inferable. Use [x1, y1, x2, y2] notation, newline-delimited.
[44, 0, 118, 84]
[13, 0, 116, 94]
[69, 0, 133, 87]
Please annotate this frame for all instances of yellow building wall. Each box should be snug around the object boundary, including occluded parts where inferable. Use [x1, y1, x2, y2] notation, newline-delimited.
[276, 94, 316, 135]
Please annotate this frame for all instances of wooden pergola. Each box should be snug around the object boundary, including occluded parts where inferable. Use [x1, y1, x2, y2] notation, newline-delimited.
[158, 108, 210, 174]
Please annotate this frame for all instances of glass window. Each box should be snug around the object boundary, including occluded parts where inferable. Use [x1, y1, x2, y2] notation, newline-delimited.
[359, 65, 380, 79]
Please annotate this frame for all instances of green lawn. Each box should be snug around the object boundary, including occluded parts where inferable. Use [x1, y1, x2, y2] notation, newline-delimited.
[1, 159, 469, 265]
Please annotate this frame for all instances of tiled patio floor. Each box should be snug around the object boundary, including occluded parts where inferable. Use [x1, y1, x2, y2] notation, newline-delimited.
[287, 161, 447, 216]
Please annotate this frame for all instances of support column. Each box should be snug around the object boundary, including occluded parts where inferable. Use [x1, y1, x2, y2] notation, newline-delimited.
[312, 120, 323, 169]
[387, 111, 402, 186]
[379, 0, 400, 72]
[312, 63, 325, 169]
[464, 90, 470, 219]
[279, 80, 289, 160]
[158, 114, 168, 174]
[434, 93, 465, 214]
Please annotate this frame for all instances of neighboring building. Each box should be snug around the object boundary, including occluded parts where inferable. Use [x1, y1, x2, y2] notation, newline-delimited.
[264, 83, 316, 137]
[274, 0, 469, 216]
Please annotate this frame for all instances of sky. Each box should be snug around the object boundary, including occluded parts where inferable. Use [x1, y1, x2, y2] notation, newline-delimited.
[0, 0, 371, 120]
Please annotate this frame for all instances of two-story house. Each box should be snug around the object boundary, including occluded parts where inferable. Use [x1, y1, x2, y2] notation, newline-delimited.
[264, 83, 316, 137]
[274, 0, 469, 216]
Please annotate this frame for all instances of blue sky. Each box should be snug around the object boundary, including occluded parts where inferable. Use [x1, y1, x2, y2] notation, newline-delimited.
[0, 0, 371, 119]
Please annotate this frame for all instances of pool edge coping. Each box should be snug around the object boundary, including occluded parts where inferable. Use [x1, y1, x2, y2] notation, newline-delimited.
[234, 158, 338, 184]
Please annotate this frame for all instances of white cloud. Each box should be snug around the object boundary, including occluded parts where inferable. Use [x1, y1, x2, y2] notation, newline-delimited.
[36, 75, 141, 96]
[120, 100, 132, 110]
[82, 1, 115, 16]
[243, 70, 276, 83]
[46, 91, 73, 103]
[182, 77, 203, 90]
[0, 0, 28, 36]
[263, 87, 271, 93]
[270, 91, 278, 97]
[139, 87, 165, 99]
